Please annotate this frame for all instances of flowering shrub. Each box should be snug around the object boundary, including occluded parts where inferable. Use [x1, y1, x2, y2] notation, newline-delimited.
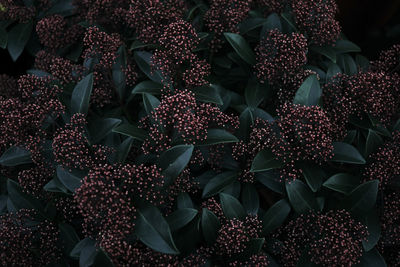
[0, 0, 399, 266]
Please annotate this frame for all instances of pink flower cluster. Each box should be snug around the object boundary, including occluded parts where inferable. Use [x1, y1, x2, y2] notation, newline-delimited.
[0, 209, 61, 267]
[292, 0, 341, 46]
[0, 0, 36, 23]
[205, 0, 252, 51]
[140, 90, 239, 154]
[152, 20, 211, 88]
[255, 30, 308, 84]
[52, 114, 112, 170]
[274, 210, 368, 266]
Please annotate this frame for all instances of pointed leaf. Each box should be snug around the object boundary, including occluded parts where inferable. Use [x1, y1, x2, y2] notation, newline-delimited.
[70, 73, 94, 115]
[331, 142, 366, 164]
[293, 74, 321, 106]
[142, 93, 160, 115]
[7, 22, 32, 61]
[365, 129, 383, 157]
[241, 183, 259, 215]
[262, 199, 291, 234]
[135, 205, 179, 254]
[224, 33, 256, 65]
[202, 171, 237, 198]
[167, 208, 198, 231]
[300, 164, 326, 192]
[323, 173, 359, 194]
[335, 40, 361, 53]
[199, 129, 238, 146]
[191, 85, 223, 105]
[56, 166, 82, 192]
[340, 180, 379, 217]
[201, 208, 220, 245]
[158, 145, 194, 180]
[112, 123, 146, 141]
[134, 51, 163, 83]
[362, 208, 381, 251]
[285, 180, 319, 214]
[0, 146, 32, 166]
[219, 192, 246, 220]
[250, 149, 284, 172]
[89, 118, 121, 143]
[131, 80, 163, 95]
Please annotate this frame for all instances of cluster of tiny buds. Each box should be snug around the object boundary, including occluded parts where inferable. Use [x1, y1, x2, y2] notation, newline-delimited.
[274, 210, 368, 266]
[292, 0, 341, 46]
[255, 30, 308, 83]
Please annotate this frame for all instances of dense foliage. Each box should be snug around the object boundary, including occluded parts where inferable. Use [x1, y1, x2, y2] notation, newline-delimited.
[0, 0, 399, 266]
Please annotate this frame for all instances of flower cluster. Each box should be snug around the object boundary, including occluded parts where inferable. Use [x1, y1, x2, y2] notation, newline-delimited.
[274, 210, 368, 266]
[205, 0, 252, 51]
[125, 0, 186, 44]
[0, 0, 36, 23]
[141, 90, 239, 154]
[152, 20, 210, 88]
[214, 215, 262, 257]
[370, 44, 400, 74]
[364, 131, 400, 189]
[292, 0, 341, 46]
[255, 30, 308, 83]
[0, 209, 61, 267]
[52, 114, 111, 170]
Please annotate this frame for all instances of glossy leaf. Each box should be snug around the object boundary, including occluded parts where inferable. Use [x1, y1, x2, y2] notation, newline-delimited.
[335, 39, 361, 53]
[293, 74, 321, 106]
[7, 22, 32, 61]
[201, 208, 220, 245]
[134, 51, 163, 83]
[224, 33, 256, 65]
[340, 180, 379, 217]
[285, 180, 319, 214]
[364, 129, 383, 157]
[331, 142, 366, 164]
[323, 173, 359, 194]
[357, 248, 387, 267]
[59, 223, 80, 254]
[136, 206, 179, 254]
[362, 208, 381, 251]
[112, 123, 146, 141]
[70, 238, 96, 259]
[166, 208, 198, 231]
[300, 164, 326, 192]
[250, 149, 284, 172]
[158, 145, 194, 180]
[198, 129, 238, 146]
[219, 193, 246, 220]
[241, 183, 259, 215]
[89, 118, 121, 143]
[70, 73, 94, 115]
[0, 27, 7, 49]
[142, 93, 160, 115]
[56, 166, 82, 192]
[131, 80, 163, 95]
[191, 85, 223, 105]
[262, 199, 291, 234]
[0, 146, 32, 166]
[202, 171, 237, 198]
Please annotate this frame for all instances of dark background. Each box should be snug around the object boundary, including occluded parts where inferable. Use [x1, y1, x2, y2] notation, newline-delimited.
[1, 0, 400, 76]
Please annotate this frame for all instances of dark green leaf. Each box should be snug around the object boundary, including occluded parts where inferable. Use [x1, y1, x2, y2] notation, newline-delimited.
[202, 171, 237, 198]
[239, 18, 267, 34]
[293, 74, 321, 106]
[112, 46, 127, 100]
[135, 205, 179, 254]
[158, 145, 194, 180]
[93, 249, 115, 267]
[285, 180, 319, 214]
[7, 21, 32, 61]
[340, 180, 379, 217]
[281, 12, 297, 31]
[167, 208, 198, 231]
[134, 51, 163, 83]
[335, 40, 361, 53]
[56, 165, 82, 192]
[263, 13, 282, 32]
[59, 223, 80, 255]
[365, 129, 383, 157]
[331, 142, 366, 164]
[250, 149, 284, 172]
[70, 73, 94, 115]
[326, 63, 342, 80]
[310, 46, 336, 63]
[191, 85, 223, 105]
[262, 199, 291, 234]
[198, 129, 238, 146]
[357, 248, 387, 267]
[362, 208, 381, 251]
[112, 123, 146, 141]
[89, 118, 121, 144]
[201, 208, 220, 245]
[7, 179, 45, 215]
[115, 137, 134, 163]
[323, 173, 359, 194]
[219, 192, 246, 220]
[177, 193, 194, 209]
[256, 171, 284, 194]
[0, 27, 7, 49]
[224, 33, 256, 65]
[43, 177, 69, 194]
[131, 80, 163, 95]
[142, 93, 160, 115]
[241, 183, 259, 215]
[70, 238, 96, 259]
[245, 79, 266, 107]
[79, 242, 97, 267]
[300, 164, 326, 192]
[0, 146, 32, 166]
